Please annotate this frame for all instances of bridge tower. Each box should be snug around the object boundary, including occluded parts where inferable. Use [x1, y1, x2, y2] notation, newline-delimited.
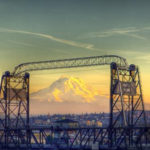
[0, 71, 30, 148]
[110, 63, 146, 146]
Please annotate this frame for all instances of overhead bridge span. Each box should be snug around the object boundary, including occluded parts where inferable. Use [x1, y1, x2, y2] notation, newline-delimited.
[13, 55, 128, 75]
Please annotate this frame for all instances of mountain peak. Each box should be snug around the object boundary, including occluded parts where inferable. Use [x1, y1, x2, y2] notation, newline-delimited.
[30, 76, 109, 114]
[31, 76, 100, 103]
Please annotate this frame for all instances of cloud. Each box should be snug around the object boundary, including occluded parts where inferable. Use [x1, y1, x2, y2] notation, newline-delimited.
[0, 28, 95, 50]
[81, 27, 150, 40]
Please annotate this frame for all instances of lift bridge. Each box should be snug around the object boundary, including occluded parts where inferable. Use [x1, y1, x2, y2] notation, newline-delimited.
[0, 55, 150, 150]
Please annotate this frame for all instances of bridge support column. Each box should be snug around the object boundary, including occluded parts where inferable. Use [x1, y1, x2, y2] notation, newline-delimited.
[109, 63, 146, 147]
[0, 72, 30, 149]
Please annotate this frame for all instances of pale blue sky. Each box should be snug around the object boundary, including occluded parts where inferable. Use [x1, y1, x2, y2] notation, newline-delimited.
[0, 0, 150, 72]
[0, 0, 150, 101]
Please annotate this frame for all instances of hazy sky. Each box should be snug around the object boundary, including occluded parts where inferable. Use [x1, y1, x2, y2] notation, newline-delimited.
[0, 0, 150, 113]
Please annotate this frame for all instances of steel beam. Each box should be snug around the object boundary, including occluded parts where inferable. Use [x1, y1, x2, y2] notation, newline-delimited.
[13, 55, 128, 75]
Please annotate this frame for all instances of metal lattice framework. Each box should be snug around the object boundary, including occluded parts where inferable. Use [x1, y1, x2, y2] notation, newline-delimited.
[0, 55, 148, 150]
[13, 55, 128, 75]
[0, 72, 30, 148]
[0, 127, 150, 150]
[110, 64, 146, 128]
[109, 63, 147, 148]
[0, 73, 30, 128]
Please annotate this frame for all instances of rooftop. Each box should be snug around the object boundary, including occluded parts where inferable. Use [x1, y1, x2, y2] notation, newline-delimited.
[55, 119, 78, 124]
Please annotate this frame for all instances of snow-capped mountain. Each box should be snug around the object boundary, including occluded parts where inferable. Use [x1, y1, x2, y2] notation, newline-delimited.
[30, 76, 109, 114]
[31, 76, 101, 103]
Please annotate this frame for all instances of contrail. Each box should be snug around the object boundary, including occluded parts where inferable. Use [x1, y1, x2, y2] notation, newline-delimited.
[0, 28, 95, 50]
[81, 27, 147, 40]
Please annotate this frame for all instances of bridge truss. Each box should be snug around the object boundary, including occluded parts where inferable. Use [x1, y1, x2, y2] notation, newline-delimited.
[0, 55, 149, 150]
[13, 55, 128, 75]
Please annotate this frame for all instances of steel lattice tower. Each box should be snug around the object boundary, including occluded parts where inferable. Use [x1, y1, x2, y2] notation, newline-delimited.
[109, 62, 147, 147]
[0, 71, 30, 148]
